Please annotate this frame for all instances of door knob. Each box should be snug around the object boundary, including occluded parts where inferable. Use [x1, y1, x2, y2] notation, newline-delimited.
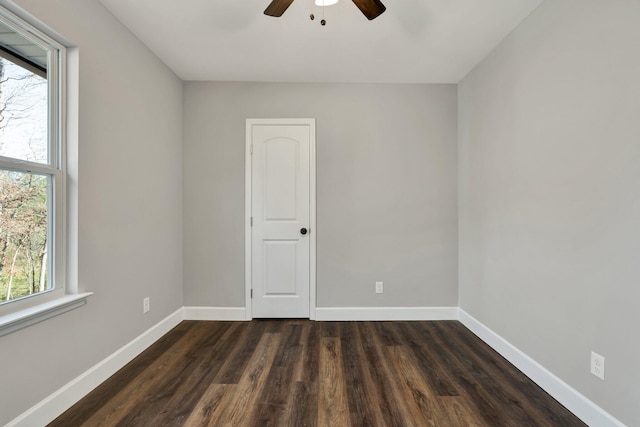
[300, 228, 308, 235]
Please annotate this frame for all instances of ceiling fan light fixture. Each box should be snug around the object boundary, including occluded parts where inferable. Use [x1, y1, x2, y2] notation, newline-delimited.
[314, 0, 339, 6]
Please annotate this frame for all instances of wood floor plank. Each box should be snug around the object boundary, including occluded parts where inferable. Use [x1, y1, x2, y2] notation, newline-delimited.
[189, 334, 279, 427]
[290, 381, 316, 427]
[372, 321, 404, 346]
[213, 321, 269, 385]
[320, 321, 340, 337]
[438, 396, 485, 427]
[50, 320, 588, 427]
[252, 323, 302, 425]
[182, 383, 231, 427]
[146, 322, 244, 426]
[384, 345, 449, 427]
[395, 321, 461, 397]
[289, 322, 319, 426]
[340, 322, 387, 427]
[210, 332, 280, 427]
[360, 321, 426, 427]
[356, 322, 416, 426]
[318, 337, 351, 427]
[292, 320, 312, 383]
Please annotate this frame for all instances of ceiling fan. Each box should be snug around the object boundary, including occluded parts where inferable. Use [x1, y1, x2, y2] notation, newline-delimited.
[264, 0, 386, 21]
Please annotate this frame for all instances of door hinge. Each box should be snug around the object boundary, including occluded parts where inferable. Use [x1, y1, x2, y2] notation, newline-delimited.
[250, 217, 253, 227]
[250, 144, 253, 155]
[251, 289, 253, 298]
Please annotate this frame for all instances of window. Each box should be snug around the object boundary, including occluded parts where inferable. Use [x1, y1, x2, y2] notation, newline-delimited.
[0, 5, 85, 335]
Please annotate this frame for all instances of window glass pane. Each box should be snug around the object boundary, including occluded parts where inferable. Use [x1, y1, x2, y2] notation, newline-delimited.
[0, 169, 50, 304]
[0, 20, 48, 164]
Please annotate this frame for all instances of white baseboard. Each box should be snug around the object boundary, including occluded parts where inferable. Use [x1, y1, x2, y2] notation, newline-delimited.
[183, 306, 248, 321]
[6, 308, 185, 427]
[458, 309, 626, 427]
[315, 306, 458, 321]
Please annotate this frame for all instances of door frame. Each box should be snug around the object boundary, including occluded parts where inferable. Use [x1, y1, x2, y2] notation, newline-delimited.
[245, 118, 317, 320]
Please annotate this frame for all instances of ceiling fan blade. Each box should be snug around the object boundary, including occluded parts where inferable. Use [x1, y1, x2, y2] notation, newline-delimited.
[351, 0, 386, 20]
[264, 0, 295, 17]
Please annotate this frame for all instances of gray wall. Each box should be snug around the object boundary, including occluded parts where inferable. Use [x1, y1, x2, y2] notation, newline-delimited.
[0, 0, 184, 424]
[184, 82, 458, 308]
[458, 1, 640, 425]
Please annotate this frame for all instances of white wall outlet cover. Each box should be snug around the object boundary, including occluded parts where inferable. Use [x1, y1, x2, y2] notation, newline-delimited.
[143, 297, 150, 314]
[590, 351, 605, 380]
[375, 281, 384, 294]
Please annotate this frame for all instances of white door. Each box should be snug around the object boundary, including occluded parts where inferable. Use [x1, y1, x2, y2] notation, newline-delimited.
[247, 119, 315, 318]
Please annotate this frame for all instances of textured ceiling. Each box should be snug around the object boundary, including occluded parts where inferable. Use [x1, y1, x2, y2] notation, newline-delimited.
[98, 0, 543, 83]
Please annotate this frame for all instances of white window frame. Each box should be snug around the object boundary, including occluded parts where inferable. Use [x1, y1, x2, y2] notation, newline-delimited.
[0, 5, 89, 336]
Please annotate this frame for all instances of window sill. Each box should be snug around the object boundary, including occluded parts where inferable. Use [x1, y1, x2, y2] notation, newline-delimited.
[0, 292, 93, 337]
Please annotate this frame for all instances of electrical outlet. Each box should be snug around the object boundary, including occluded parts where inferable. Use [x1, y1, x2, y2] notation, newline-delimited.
[375, 281, 384, 294]
[590, 352, 605, 380]
[143, 297, 150, 314]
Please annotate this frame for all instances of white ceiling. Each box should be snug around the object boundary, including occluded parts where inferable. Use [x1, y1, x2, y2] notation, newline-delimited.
[98, 0, 543, 83]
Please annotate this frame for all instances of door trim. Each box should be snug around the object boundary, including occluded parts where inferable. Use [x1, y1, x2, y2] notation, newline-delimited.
[245, 118, 316, 320]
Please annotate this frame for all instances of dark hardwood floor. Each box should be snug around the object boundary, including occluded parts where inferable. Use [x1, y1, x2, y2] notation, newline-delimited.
[50, 320, 586, 426]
